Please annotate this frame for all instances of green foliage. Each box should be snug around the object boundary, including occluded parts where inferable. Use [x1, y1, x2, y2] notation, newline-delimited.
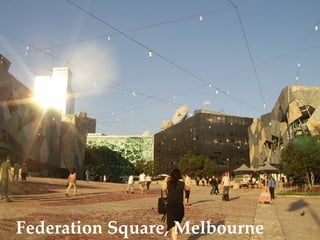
[134, 159, 154, 175]
[281, 135, 320, 183]
[179, 151, 216, 176]
[85, 145, 134, 181]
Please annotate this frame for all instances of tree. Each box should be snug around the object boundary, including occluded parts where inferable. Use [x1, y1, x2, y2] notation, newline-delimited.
[281, 135, 320, 189]
[85, 145, 134, 182]
[179, 151, 216, 177]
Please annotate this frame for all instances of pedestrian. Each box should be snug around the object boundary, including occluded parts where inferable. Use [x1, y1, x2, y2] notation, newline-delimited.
[268, 175, 276, 199]
[65, 168, 77, 197]
[139, 172, 146, 194]
[85, 168, 90, 182]
[184, 173, 191, 206]
[258, 184, 272, 204]
[209, 175, 219, 195]
[21, 163, 28, 182]
[126, 175, 134, 193]
[162, 168, 190, 240]
[0, 156, 13, 202]
[146, 174, 152, 190]
[221, 172, 230, 201]
[13, 162, 20, 181]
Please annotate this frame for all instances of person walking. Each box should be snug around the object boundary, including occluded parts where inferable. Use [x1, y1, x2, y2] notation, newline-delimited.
[139, 172, 146, 194]
[184, 173, 191, 206]
[268, 176, 276, 199]
[209, 175, 219, 195]
[221, 172, 230, 201]
[20, 163, 28, 182]
[85, 168, 90, 182]
[65, 168, 77, 197]
[162, 168, 190, 240]
[13, 162, 20, 181]
[126, 175, 134, 193]
[0, 156, 13, 202]
[146, 174, 152, 190]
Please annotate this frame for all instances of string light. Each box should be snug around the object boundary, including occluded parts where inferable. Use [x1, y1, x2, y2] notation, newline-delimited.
[199, 15, 203, 22]
[20, 0, 267, 134]
[107, 35, 111, 41]
[227, 0, 266, 113]
[314, 17, 320, 31]
[25, 45, 29, 56]
[295, 63, 301, 84]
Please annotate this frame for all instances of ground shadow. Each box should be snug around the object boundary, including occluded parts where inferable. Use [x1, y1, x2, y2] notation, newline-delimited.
[229, 196, 240, 201]
[191, 199, 215, 205]
[287, 198, 308, 211]
[287, 198, 320, 227]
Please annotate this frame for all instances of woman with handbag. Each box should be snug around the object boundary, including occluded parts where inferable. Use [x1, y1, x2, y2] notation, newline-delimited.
[162, 168, 190, 240]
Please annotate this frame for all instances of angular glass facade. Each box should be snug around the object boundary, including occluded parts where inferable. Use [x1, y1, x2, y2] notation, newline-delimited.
[87, 134, 154, 164]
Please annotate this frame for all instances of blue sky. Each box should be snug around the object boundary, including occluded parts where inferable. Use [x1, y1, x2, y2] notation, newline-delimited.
[1, 0, 320, 135]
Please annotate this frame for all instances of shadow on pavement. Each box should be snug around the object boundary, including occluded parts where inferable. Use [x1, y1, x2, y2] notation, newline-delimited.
[288, 198, 320, 227]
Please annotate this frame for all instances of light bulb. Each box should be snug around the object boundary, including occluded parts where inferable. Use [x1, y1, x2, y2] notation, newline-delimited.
[315, 25, 319, 31]
[199, 15, 203, 22]
[148, 49, 153, 58]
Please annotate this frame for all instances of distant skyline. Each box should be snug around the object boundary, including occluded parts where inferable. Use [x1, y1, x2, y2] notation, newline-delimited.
[1, 0, 320, 135]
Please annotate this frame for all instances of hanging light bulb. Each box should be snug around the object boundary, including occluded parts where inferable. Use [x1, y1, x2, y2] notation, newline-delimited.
[25, 44, 29, 56]
[297, 63, 301, 68]
[315, 25, 319, 31]
[148, 49, 153, 58]
[132, 91, 136, 96]
[215, 89, 219, 94]
[107, 35, 111, 41]
[199, 15, 203, 22]
[208, 83, 212, 88]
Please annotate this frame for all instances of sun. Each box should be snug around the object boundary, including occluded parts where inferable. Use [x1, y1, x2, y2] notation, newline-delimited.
[34, 76, 67, 113]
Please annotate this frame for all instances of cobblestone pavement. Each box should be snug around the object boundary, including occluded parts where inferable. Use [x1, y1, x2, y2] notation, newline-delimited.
[0, 177, 319, 240]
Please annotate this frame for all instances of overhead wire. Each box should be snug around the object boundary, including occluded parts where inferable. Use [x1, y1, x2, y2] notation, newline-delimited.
[65, 0, 264, 116]
[227, 0, 267, 111]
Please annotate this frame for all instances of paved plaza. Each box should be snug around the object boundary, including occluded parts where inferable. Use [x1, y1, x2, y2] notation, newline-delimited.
[0, 177, 319, 240]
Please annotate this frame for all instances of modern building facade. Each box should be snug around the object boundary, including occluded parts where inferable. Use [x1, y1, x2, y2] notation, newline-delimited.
[0, 55, 86, 178]
[34, 67, 74, 115]
[154, 110, 253, 174]
[249, 85, 320, 168]
[87, 133, 154, 164]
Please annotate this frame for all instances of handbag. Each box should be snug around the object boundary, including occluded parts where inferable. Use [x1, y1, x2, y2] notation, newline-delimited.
[157, 189, 168, 214]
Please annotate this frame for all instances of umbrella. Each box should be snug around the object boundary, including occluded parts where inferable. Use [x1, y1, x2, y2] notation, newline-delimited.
[256, 163, 280, 173]
[232, 164, 255, 174]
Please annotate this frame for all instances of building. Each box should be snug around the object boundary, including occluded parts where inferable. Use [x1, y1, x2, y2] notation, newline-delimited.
[0, 54, 86, 178]
[154, 110, 253, 174]
[87, 133, 153, 165]
[249, 85, 320, 168]
[34, 67, 74, 115]
[86, 117, 96, 133]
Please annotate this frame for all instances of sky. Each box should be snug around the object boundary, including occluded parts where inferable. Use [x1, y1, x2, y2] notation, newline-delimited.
[0, 0, 320, 135]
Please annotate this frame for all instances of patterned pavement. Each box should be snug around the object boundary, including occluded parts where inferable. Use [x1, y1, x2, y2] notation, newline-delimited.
[0, 177, 319, 240]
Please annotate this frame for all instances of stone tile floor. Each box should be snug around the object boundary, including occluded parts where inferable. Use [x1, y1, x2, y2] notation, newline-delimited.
[0, 177, 319, 240]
